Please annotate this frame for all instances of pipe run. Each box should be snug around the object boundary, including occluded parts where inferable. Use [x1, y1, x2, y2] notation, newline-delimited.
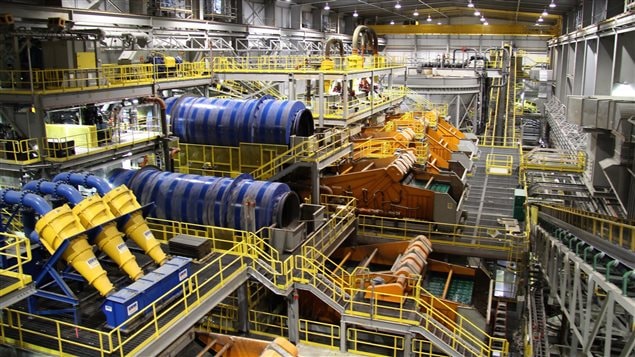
[53, 172, 112, 196]
[53, 171, 168, 266]
[166, 96, 314, 147]
[108, 167, 301, 231]
[0, 189, 51, 243]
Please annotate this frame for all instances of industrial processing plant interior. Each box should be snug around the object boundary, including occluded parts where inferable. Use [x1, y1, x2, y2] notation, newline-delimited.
[1, 1, 635, 357]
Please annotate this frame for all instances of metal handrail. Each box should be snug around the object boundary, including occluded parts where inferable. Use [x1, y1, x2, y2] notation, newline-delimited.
[0, 233, 32, 296]
[357, 215, 522, 255]
[536, 204, 635, 251]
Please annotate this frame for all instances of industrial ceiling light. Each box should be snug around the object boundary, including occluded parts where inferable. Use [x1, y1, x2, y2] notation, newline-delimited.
[353, 10, 358, 17]
[484, 21, 489, 25]
[324, 2, 330, 10]
[437, 21, 442, 25]
[474, 10, 480, 16]
[538, 16, 544, 22]
[390, 20, 395, 25]
[480, 15, 485, 22]
[549, 0, 556, 8]
[542, 9, 548, 16]
[427, 15, 432, 22]
[413, 9, 419, 16]
[395, 1, 401, 9]
[467, 0, 474, 8]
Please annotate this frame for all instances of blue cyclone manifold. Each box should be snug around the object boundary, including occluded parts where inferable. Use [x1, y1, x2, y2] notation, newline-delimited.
[108, 167, 300, 231]
[165, 96, 315, 146]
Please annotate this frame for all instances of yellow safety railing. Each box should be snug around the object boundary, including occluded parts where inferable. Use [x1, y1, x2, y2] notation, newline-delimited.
[0, 208, 23, 232]
[251, 128, 351, 180]
[146, 217, 256, 251]
[249, 310, 288, 338]
[357, 215, 521, 258]
[302, 195, 357, 259]
[174, 142, 242, 177]
[202, 303, 238, 334]
[347, 328, 405, 357]
[248, 280, 270, 307]
[353, 139, 416, 158]
[148, 216, 294, 290]
[412, 339, 449, 357]
[44, 124, 160, 162]
[212, 55, 405, 73]
[1, 242, 250, 356]
[477, 135, 519, 149]
[0, 62, 211, 94]
[295, 254, 508, 356]
[0, 138, 41, 165]
[404, 90, 449, 117]
[521, 148, 586, 173]
[299, 319, 340, 349]
[1, 196, 510, 357]
[320, 87, 406, 122]
[0, 233, 33, 297]
[537, 204, 635, 251]
[485, 154, 514, 175]
[175, 128, 350, 180]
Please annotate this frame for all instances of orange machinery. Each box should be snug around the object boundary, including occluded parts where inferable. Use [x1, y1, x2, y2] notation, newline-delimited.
[320, 150, 466, 224]
[333, 236, 477, 307]
[193, 333, 298, 357]
[363, 235, 433, 303]
[353, 112, 475, 178]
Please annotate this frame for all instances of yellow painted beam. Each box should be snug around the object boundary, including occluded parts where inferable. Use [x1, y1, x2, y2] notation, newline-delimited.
[370, 24, 559, 36]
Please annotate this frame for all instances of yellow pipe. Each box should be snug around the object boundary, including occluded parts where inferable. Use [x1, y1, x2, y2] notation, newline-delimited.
[103, 185, 168, 265]
[72, 195, 143, 281]
[35, 205, 114, 296]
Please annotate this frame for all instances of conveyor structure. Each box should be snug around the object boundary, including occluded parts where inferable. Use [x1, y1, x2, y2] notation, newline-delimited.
[533, 209, 635, 356]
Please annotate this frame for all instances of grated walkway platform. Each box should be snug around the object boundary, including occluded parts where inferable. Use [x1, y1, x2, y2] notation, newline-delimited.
[463, 147, 520, 228]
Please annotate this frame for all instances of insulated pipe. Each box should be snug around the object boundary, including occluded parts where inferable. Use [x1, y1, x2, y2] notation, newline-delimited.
[23, 180, 143, 281]
[108, 167, 300, 231]
[0, 189, 115, 296]
[166, 96, 314, 147]
[53, 172, 168, 266]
